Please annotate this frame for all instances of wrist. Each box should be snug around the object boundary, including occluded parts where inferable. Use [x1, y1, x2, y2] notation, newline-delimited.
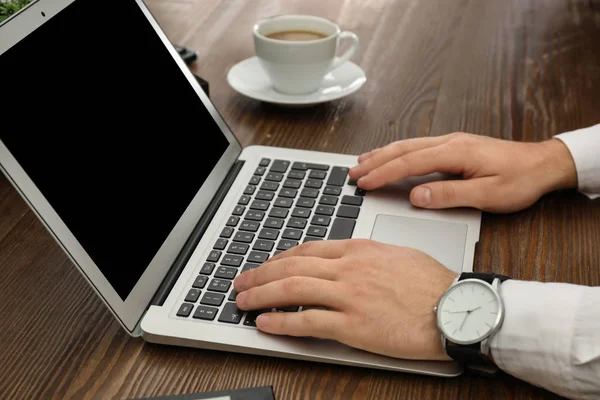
[536, 138, 578, 193]
[427, 272, 457, 361]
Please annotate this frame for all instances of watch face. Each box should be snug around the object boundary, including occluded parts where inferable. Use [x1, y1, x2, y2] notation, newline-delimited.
[437, 279, 503, 345]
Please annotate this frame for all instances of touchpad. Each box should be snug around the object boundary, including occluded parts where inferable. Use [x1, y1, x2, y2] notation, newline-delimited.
[370, 214, 468, 273]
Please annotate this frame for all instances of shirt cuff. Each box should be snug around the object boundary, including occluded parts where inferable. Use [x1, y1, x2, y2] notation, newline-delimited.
[490, 280, 584, 398]
[554, 124, 600, 199]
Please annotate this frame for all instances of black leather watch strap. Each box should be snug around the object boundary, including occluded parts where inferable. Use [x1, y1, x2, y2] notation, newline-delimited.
[457, 272, 510, 284]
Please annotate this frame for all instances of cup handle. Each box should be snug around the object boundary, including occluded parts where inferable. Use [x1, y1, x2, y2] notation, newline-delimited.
[328, 31, 359, 71]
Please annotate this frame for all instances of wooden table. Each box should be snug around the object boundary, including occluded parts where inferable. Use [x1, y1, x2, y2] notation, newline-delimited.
[1, 0, 599, 399]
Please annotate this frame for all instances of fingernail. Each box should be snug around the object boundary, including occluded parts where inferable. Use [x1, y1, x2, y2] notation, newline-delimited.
[256, 314, 270, 328]
[413, 187, 431, 206]
[357, 176, 367, 185]
[236, 291, 247, 307]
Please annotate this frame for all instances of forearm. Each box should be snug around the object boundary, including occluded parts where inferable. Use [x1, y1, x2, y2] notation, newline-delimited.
[490, 280, 600, 400]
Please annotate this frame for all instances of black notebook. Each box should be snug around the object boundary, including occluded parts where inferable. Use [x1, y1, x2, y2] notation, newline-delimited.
[132, 385, 275, 400]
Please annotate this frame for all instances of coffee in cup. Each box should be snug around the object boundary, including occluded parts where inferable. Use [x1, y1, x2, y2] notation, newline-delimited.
[253, 15, 359, 95]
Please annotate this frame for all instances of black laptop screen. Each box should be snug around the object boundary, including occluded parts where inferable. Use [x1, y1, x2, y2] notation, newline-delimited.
[0, 0, 230, 300]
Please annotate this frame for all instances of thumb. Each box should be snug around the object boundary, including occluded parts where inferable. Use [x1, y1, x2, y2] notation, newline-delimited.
[410, 179, 488, 209]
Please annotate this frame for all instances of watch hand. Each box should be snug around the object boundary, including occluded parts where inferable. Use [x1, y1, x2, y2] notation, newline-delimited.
[459, 312, 470, 331]
[448, 310, 470, 314]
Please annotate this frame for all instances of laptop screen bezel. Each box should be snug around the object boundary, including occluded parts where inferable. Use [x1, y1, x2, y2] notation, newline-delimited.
[0, 0, 243, 334]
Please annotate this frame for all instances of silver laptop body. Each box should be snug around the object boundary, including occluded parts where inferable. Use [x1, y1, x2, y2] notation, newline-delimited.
[0, 0, 481, 377]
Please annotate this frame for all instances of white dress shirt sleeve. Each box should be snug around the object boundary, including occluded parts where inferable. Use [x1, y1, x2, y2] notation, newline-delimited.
[489, 124, 600, 399]
[554, 123, 600, 199]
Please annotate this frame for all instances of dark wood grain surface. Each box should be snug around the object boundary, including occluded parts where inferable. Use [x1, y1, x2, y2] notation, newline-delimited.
[1, 0, 599, 399]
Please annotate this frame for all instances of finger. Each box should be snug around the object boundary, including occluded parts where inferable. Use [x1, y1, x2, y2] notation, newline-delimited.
[263, 239, 350, 265]
[410, 178, 492, 209]
[235, 276, 347, 311]
[256, 309, 347, 340]
[234, 256, 338, 292]
[357, 147, 381, 163]
[356, 143, 465, 190]
[349, 136, 453, 180]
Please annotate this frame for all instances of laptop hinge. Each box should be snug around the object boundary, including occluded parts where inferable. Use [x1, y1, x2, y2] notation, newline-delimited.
[149, 159, 245, 307]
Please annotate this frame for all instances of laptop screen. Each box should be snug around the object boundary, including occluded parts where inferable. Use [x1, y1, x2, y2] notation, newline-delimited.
[0, 0, 232, 301]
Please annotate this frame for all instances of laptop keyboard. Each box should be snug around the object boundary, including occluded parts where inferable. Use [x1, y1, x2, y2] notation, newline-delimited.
[175, 158, 365, 326]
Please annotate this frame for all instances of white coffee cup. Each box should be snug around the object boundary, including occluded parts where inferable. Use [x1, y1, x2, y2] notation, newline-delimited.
[253, 15, 359, 95]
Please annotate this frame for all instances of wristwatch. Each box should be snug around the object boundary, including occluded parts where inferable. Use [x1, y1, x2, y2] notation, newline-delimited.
[434, 272, 510, 374]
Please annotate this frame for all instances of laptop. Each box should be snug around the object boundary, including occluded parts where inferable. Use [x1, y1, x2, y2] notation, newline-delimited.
[0, 0, 481, 377]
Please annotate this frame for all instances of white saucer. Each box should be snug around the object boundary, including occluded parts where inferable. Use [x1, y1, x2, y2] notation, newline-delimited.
[226, 56, 366, 106]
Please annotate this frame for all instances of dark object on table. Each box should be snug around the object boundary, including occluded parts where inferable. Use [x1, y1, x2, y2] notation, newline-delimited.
[194, 73, 210, 97]
[174, 44, 198, 64]
[131, 385, 276, 400]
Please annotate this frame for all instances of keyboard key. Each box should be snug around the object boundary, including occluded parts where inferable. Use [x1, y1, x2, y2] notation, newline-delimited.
[274, 250, 284, 256]
[305, 179, 323, 189]
[218, 302, 243, 324]
[193, 305, 218, 320]
[337, 205, 360, 219]
[241, 262, 260, 273]
[260, 181, 279, 191]
[307, 226, 327, 238]
[201, 292, 225, 306]
[253, 239, 275, 252]
[259, 158, 271, 167]
[227, 243, 249, 255]
[311, 215, 331, 226]
[326, 166, 349, 186]
[355, 187, 367, 196]
[324, 186, 342, 196]
[228, 290, 238, 301]
[288, 170, 306, 179]
[232, 205, 245, 215]
[208, 279, 231, 293]
[226, 216, 240, 226]
[277, 239, 298, 251]
[341, 195, 364, 206]
[213, 238, 228, 250]
[287, 218, 307, 229]
[239, 220, 260, 232]
[250, 200, 270, 211]
[248, 176, 261, 185]
[276, 306, 299, 312]
[200, 262, 215, 275]
[234, 232, 255, 243]
[264, 217, 284, 229]
[221, 254, 243, 267]
[220, 227, 234, 238]
[319, 196, 338, 206]
[304, 236, 322, 242]
[280, 188, 298, 198]
[248, 251, 269, 264]
[177, 303, 194, 317]
[244, 185, 256, 195]
[206, 250, 222, 262]
[265, 172, 284, 182]
[291, 208, 311, 219]
[270, 160, 290, 173]
[245, 210, 265, 221]
[258, 228, 280, 241]
[215, 266, 238, 280]
[192, 275, 208, 289]
[315, 205, 335, 216]
[308, 170, 327, 180]
[243, 309, 270, 326]
[269, 207, 289, 218]
[185, 288, 201, 303]
[347, 179, 357, 186]
[300, 188, 319, 198]
[274, 198, 293, 208]
[254, 166, 266, 176]
[283, 179, 302, 189]
[291, 162, 328, 171]
[328, 218, 356, 240]
[296, 198, 315, 208]
[255, 190, 275, 201]
[238, 195, 251, 205]
[282, 228, 303, 240]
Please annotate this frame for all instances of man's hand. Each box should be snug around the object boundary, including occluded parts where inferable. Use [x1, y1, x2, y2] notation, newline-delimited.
[233, 239, 456, 361]
[348, 133, 578, 213]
